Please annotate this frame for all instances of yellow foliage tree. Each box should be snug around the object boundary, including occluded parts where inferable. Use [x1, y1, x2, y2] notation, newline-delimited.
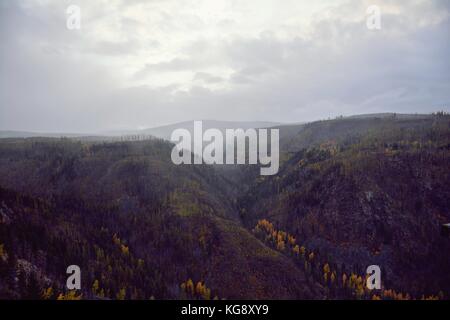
[196, 282, 204, 296]
[186, 278, 194, 295]
[116, 288, 126, 300]
[202, 288, 211, 300]
[330, 271, 336, 285]
[120, 244, 129, 255]
[287, 235, 296, 246]
[349, 273, 357, 288]
[299, 246, 306, 256]
[92, 280, 100, 295]
[355, 284, 365, 298]
[276, 239, 286, 251]
[342, 273, 347, 287]
[42, 287, 53, 300]
[0, 243, 7, 262]
[57, 290, 82, 300]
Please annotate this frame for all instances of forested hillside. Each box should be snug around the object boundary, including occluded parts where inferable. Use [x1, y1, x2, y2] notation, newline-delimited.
[239, 113, 450, 298]
[0, 138, 318, 299]
[0, 113, 449, 300]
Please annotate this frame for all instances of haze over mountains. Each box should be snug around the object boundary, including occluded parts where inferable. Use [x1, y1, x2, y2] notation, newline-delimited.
[1, 112, 449, 300]
[0, 113, 433, 140]
[0, 120, 280, 140]
[103, 120, 283, 141]
[1, 0, 449, 302]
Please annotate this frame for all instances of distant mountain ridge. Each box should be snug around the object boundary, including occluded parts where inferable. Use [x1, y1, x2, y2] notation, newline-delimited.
[0, 120, 282, 140]
[0, 130, 91, 139]
[0, 112, 449, 300]
[104, 120, 283, 140]
[0, 113, 439, 140]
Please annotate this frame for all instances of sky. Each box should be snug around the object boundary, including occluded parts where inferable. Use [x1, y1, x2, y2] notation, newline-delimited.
[0, 0, 449, 133]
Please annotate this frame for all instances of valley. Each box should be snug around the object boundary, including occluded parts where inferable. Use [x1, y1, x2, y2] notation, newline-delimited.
[0, 113, 449, 300]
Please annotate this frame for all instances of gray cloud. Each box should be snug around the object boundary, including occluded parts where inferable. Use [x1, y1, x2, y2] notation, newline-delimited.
[194, 72, 224, 84]
[0, 0, 449, 133]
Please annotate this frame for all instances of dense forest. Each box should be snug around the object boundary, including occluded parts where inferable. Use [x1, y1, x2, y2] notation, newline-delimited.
[0, 113, 449, 300]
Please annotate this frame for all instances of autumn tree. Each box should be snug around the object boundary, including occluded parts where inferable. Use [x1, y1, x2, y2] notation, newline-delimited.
[116, 287, 126, 300]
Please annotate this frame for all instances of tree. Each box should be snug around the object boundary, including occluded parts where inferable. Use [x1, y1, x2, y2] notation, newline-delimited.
[42, 287, 53, 300]
[0, 244, 7, 262]
[342, 273, 347, 287]
[276, 239, 286, 251]
[287, 235, 296, 246]
[121, 244, 129, 255]
[202, 288, 211, 300]
[330, 271, 336, 285]
[196, 282, 204, 296]
[92, 280, 100, 295]
[186, 279, 194, 295]
[299, 246, 306, 256]
[116, 287, 126, 300]
[57, 290, 82, 300]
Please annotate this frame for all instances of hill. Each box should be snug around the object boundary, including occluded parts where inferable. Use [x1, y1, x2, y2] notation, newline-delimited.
[0, 138, 319, 299]
[0, 113, 449, 300]
[237, 113, 450, 298]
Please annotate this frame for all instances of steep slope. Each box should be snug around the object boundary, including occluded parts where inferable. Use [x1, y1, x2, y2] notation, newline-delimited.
[1, 114, 449, 300]
[277, 114, 438, 152]
[237, 114, 450, 298]
[0, 138, 319, 299]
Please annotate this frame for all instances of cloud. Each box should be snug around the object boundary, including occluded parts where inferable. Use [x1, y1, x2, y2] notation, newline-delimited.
[0, 0, 449, 132]
[193, 72, 224, 84]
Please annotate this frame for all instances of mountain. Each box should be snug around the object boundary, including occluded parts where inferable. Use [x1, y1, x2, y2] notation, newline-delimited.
[274, 114, 439, 152]
[237, 113, 450, 298]
[0, 120, 282, 141]
[0, 138, 319, 299]
[346, 113, 435, 120]
[0, 112, 449, 300]
[0, 131, 91, 139]
[103, 120, 282, 141]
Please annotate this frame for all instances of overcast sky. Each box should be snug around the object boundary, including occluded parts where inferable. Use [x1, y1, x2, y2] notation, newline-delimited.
[0, 0, 449, 133]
